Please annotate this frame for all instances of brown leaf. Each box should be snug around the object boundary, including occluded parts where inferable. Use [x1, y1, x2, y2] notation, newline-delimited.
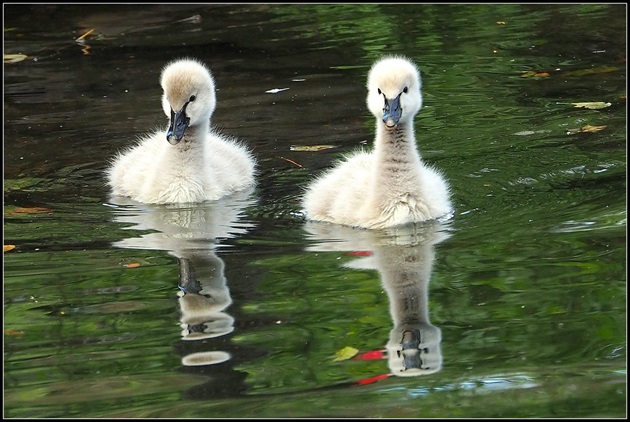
[278, 156, 303, 168]
[521, 71, 550, 78]
[4, 245, 16, 252]
[124, 262, 141, 268]
[5, 207, 53, 216]
[567, 124, 607, 135]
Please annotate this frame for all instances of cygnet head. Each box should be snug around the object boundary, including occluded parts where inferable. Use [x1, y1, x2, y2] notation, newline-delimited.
[366, 56, 423, 130]
[160, 58, 217, 145]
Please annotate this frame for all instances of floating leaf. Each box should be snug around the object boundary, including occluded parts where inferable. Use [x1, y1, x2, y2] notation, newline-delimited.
[496, 21, 507, 25]
[4, 207, 53, 216]
[580, 124, 607, 133]
[4, 245, 16, 252]
[176, 14, 202, 24]
[564, 66, 620, 77]
[571, 101, 611, 110]
[333, 346, 359, 361]
[4, 329, 24, 336]
[75, 28, 94, 41]
[521, 71, 550, 78]
[353, 349, 385, 360]
[278, 156, 303, 168]
[290, 145, 338, 152]
[4, 53, 28, 64]
[356, 373, 391, 385]
[124, 262, 141, 268]
[566, 124, 607, 135]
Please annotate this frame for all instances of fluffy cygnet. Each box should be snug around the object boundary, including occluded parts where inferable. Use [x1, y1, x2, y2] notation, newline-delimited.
[302, 56, 452, 229]
[107, 58, 256, 204]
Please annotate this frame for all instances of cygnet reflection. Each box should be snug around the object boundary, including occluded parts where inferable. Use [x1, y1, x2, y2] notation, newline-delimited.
[108, 188, 256, 367]
[303, 220, 451, 377]
[177, 252, 233, 345]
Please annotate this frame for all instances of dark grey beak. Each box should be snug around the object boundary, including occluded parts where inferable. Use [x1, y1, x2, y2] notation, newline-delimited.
[382, 92, 403, 128]
[400, 329, 422, 370]
[167, 108, 190, 145]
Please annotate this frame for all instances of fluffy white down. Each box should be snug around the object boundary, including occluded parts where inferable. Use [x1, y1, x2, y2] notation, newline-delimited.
[302, 56, 452, 229]
[107, 58, 255, 204]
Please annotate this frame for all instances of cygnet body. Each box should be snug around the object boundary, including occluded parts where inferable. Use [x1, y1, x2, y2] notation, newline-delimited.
[302, 56, 452, 229]
[107, 58, 255, 204]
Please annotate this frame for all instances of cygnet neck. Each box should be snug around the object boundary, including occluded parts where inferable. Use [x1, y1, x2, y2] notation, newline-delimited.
[373, 119, 423, 182]
[171, 120, 210, 154]
[377, 243, 433, 326]
[375, 116, 421, 152]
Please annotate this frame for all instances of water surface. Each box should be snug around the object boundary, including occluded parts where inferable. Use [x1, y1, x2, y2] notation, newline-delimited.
[4, 4, 626, 418]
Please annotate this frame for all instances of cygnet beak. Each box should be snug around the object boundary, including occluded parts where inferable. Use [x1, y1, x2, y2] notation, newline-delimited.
[400, 329, 422, 370]
[167, 108, 190, 145]
[382, 92, 403, 129]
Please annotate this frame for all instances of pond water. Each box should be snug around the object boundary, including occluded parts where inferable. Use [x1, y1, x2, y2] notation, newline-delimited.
[3, 4, 626, 418]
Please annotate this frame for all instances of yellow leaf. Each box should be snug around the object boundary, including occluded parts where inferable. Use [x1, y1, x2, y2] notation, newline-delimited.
[75, 28, 94, 41]
[4, 245, 16, 252]
[4, 329, 24, 336]
[571, 102, 611, 110]
[4, 53, 28, 64]
[333, 346, 359, 361]
[290, 145, 338, 152]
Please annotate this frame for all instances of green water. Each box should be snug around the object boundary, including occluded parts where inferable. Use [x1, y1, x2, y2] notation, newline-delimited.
[3, 4, 626, 418]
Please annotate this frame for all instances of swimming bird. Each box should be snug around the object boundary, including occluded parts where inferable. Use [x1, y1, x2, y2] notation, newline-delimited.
[107, 58, 256, 204]
[302, 56, 452, 229]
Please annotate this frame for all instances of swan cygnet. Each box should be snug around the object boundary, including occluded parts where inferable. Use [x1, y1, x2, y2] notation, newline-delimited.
[302, 56, 452, 229]
[107, 58, 256, 204]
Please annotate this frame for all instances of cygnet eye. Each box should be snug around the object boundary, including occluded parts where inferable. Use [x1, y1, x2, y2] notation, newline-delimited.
[189, 95, 196, 102]
[403, 87, 408, 94]
[377, 88, 382, 95]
